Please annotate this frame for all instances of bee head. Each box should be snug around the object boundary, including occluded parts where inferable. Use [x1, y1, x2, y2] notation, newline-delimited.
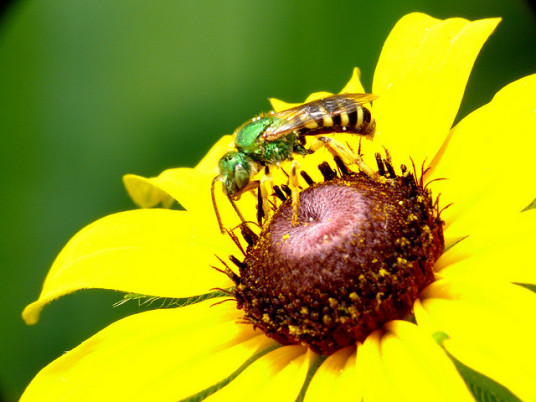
[218, 151, 252, 196]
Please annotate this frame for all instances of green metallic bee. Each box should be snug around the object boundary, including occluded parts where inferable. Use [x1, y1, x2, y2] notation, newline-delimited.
[212, 93, 378, 232]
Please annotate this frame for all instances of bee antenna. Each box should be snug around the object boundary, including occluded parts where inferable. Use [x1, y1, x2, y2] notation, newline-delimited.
[211, 176, 225, 234]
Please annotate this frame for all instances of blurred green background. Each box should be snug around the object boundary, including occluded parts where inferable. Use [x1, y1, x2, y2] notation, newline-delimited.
[0, 0, 534, 400]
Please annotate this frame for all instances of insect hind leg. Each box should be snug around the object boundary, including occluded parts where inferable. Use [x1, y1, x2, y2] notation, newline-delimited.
[309, 136, 378, 179]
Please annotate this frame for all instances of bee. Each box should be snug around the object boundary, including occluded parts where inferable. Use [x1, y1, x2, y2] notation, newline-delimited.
[212, 93, 378, 232]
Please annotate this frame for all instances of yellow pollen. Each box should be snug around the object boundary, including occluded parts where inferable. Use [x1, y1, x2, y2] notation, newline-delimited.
[288, 325, 300, 335]
[375, 292, 384, 306]
[349, 292, 361, 301]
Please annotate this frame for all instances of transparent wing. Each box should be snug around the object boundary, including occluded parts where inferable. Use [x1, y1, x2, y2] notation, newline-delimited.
[262, 93, 378, 141]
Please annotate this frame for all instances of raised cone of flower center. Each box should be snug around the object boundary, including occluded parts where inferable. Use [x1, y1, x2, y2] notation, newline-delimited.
[231, 162, 444, 355]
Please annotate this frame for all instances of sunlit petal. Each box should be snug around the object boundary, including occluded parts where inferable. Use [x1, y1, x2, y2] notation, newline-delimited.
[437, 209, 536, 269]
[435, 211, 536, 285]
[124, 167, 257, 232]
[304, 91, 334, 103]
[429, 74, 536, 241]
[371, 13, 500, 167]
[22, 301, 274, 402]
[381, 321, 473, 401]
[123, 135, 234, 208]
[340, 67, 367, 94]
[23, 209, 236, 324]
[269, 97, 301, 113]
[195, 134, 235, 173]
[305, 347, 361, 402]
[416, 279, 536, 401]
[356, 331, 401, 401]
[207, 346, 311, 402]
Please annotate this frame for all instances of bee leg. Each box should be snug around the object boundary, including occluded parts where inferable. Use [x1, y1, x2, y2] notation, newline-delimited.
[213, 177, 256, 233]
[309, 136, 378, 179]
[289, 160, 301, 226]
[228, 194, 247, 226]
[256, 181, 264, 226]
[259, 168, 274, 223]
[211, 176, 225, 234]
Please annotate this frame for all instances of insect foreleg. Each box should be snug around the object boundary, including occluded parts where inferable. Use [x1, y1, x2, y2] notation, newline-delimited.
[290, 160, 301, 227]
[309, 136, 378, 179]
[228, 194, 247, 226]
[259, 167, 275, 223]
[211, 176, 225, 234]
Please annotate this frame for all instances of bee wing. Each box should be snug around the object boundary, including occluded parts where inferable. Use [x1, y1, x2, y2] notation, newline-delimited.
[262, 93, 378, 141]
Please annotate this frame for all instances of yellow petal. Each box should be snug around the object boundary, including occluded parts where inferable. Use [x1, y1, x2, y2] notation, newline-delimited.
[437, 208, 536, 269]
[438, 240, 536, 286]
[123, 136, 233, 209]
[358, 331, 400, 401]
[22, 301, 275, 402]
[269, 98, 301, 113]
[123, 171, 184, 209]
[417, 279, 536, 401]
[271, 67, 366, 114]
[122, 173, 175, 208]
[208, 345, 311, 402]
[195, 134, 235, 173]
[124, 167, 256, 232]
[303, 91, 334, 103]
[435, 211, 536, 285]
[23, 209, 236, 325]
[371, 13, 500, 168]
[305, 347, 361, 402]
[339, 67, 366, 94]
[269, 91, 338, 113]
[381, 321, 473, 401]
[428, 74, 536, 241]
[123, 168, 208, 211]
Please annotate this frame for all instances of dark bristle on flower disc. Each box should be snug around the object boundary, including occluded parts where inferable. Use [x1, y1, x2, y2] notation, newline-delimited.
[226, 155, 444, 356]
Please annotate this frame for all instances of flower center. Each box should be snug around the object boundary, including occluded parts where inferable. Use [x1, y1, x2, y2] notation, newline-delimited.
[228, 157, 444, 355]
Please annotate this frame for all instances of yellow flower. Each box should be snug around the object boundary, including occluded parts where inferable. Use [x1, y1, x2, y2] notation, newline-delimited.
[22, 13, 536, 401]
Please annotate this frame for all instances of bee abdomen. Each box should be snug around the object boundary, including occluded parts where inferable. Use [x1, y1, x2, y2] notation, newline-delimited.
[296, 96, 376, 136]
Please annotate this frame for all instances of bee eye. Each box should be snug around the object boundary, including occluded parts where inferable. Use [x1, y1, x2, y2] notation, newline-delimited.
[234, 165, 250, 190]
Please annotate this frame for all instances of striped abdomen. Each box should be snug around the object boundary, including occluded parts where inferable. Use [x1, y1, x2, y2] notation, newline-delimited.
[294, 94, 376, 137]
